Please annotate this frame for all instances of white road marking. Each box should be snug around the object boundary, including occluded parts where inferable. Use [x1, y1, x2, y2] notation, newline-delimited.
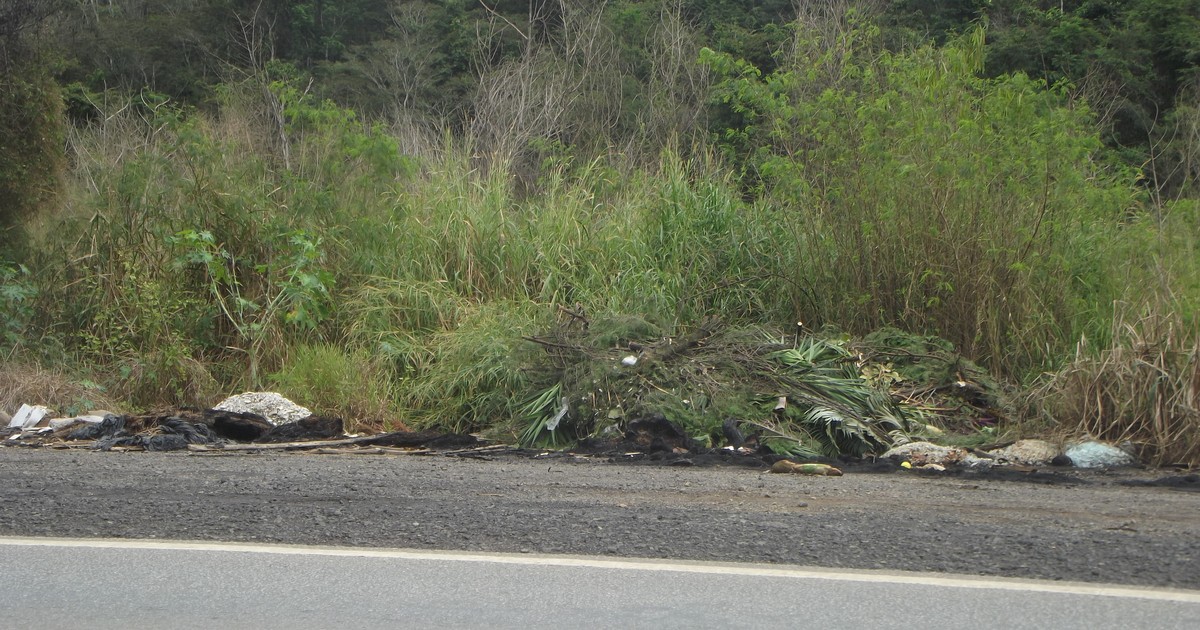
[2, 535, 1198, 604]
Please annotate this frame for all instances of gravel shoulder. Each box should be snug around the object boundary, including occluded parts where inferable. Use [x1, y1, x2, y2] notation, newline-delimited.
[0, 448, 1197, 589]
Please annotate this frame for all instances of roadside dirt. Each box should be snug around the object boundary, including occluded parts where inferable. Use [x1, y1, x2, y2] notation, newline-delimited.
[0, 448, 1196, 589]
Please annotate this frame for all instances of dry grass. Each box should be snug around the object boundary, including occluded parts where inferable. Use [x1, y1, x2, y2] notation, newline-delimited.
[1034, 305, 1200, 467]
[0, 363, 120, 417]
[105, 354, 221, 410]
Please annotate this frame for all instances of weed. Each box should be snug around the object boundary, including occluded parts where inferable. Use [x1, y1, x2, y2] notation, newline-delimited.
[399, 302, 548, 434]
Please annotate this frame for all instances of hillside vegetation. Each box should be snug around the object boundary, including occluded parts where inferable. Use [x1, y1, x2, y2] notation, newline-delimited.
[1, 1, 1198, 464]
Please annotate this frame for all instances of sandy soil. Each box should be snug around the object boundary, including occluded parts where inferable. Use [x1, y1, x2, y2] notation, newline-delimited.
[0, 447, 1196, 589]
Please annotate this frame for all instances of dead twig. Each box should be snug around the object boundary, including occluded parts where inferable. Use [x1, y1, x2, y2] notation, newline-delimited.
[521, 335, 585, 351]
[307, 447, 431, 456]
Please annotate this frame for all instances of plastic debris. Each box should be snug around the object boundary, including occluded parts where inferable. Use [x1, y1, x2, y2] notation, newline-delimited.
[255, 416, 344, 443]
[66, 414, 125, 441]
[621, 355, 638, 366]
[8, 404, 53, 429]
[545, 397, 569, 431]
[92, 417, 223, 451]
[770, 460, 843, 476]
[1064, 441, 1136, 469]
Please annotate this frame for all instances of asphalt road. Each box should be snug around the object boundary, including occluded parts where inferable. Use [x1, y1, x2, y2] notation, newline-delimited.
[0, 448, 1197, 589]
[2, 537, 1198, 629]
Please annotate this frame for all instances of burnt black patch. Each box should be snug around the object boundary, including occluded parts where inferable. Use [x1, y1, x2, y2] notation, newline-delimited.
[1119, 474, 1200, 491]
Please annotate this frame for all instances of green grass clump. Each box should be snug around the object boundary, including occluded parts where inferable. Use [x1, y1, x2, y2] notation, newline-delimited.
[398, 302, 549, 434]
[269, 343, 399, 432]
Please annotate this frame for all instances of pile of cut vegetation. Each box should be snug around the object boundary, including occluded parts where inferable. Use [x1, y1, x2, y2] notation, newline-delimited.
[510, 314, 1007, 458]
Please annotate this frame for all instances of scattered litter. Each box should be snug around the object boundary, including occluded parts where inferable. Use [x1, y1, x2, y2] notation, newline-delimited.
[1065, 441, 1136, 469]
[882, 441, 967, 466]
[770, 460, 843, 476]
[213, 392, 312, 425]
[989, 440, 1060, 466]
[960, 453, 995, 469]
[545, 398, 569, 431]
[48, 415, 104, 431]
[192, 429, 478, 452]
[8, 404, 53, 429]
[621, 355, 638, 366]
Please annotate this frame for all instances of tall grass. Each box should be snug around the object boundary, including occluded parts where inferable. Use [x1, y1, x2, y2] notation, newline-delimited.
[1035, 301, 1200, 467]
[17, 79, 795, 420]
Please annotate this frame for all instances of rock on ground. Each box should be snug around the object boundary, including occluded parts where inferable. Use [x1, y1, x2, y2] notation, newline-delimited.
[989, 439, 1060, 466]
[213, 392, 311, 426]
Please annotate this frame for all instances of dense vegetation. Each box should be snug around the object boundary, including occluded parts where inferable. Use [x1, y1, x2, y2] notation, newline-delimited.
[2, 1, 1198, 462]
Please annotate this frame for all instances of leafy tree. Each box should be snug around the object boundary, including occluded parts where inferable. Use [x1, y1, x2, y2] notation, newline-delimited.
[884, 0, 1200, 196]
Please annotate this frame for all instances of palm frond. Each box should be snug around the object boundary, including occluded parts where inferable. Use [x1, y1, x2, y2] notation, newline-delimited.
[518, 382, 566, 447]
[766, 337, 918, 456]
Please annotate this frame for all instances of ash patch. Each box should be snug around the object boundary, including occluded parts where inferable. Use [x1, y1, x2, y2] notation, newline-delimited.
[256, 416, 344, 443]
[1119, 474, 1200, 491]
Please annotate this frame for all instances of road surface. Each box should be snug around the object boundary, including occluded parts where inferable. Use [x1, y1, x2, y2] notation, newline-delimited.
[0, 448, 1197, 589]
[2, 537, 1198, 629]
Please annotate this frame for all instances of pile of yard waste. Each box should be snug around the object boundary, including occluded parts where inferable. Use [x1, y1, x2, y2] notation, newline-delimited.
[508, 316, 1138, 470]
[514, 316, 1004, 457]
